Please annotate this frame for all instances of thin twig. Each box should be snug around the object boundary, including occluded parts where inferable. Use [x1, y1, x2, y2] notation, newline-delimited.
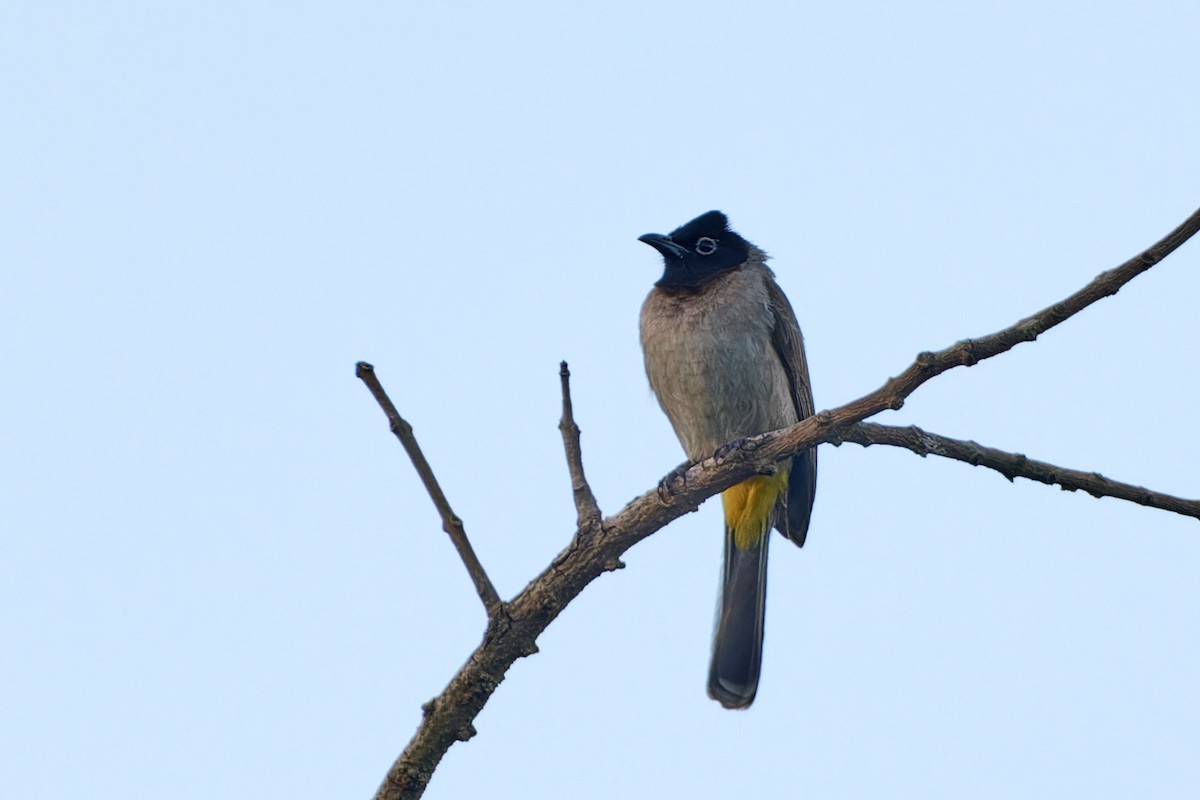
[558, 361, 602, 532]
[355, 362, 502, 616]
[370, 206, 1200, 800]
[838, 422, 1200, 520]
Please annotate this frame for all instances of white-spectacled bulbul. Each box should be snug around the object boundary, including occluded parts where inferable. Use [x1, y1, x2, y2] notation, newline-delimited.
[638, 210, 816, 709]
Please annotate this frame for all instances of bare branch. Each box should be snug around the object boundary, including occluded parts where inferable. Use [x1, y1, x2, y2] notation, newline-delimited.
[741, 205, 1200, 469]
[370, 206, 1200, 799]
[558, 361, 603, 532]
[838, 422, 1200, 520]
[355, 362, 502, 616]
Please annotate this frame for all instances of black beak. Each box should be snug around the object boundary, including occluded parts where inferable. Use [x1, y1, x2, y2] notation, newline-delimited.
[638, 233, 690, 261]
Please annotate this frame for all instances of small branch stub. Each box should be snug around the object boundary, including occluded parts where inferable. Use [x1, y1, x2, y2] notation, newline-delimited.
[558, 361, 603, 533]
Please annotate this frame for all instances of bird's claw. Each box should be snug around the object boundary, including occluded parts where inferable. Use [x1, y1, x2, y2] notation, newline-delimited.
[714, 437, 750, 463]
[657, 463, 690, 503]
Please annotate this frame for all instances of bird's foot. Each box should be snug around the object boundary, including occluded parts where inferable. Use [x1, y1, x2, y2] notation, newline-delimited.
[657, 463, 690, 503]
[713, 437, 751, 464]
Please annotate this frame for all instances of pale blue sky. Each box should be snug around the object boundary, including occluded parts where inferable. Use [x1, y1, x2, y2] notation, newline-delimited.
[3, 2, 1199, 798]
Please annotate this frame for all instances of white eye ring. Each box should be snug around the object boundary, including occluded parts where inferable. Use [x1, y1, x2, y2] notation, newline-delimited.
[695, 237, 718, 255]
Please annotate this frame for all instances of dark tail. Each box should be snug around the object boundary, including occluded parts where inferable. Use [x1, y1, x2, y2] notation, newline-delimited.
[708, 527, 770, 709]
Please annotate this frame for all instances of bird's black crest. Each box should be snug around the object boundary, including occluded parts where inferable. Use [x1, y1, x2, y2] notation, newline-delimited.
[669, 210, 732, 245]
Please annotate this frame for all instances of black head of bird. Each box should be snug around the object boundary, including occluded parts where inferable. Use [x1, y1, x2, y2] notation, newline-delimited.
[638, 210, 752, 290]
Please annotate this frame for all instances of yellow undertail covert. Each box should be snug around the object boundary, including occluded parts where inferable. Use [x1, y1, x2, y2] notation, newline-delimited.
[720, 466, 790, 550]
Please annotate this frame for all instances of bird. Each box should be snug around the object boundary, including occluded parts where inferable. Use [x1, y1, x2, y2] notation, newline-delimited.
[638, 210, 816, 709]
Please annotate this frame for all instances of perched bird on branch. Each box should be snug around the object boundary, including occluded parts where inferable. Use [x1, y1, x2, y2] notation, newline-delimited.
[638, 211, 817, 709]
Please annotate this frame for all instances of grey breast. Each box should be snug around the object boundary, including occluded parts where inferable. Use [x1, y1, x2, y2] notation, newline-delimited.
[640, 260, 798, 463]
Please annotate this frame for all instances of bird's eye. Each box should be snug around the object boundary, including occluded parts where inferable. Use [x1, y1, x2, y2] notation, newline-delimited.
[695, 237, 718, 255]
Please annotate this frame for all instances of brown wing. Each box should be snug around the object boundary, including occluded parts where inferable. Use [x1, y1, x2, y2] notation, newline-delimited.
[766, 276, 817, 547]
